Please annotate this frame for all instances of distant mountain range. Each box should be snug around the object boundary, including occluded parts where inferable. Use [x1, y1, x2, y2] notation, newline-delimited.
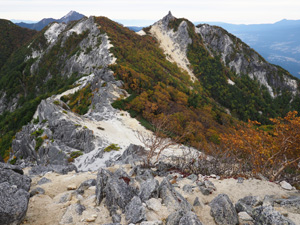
[12, 12, 300, 78]
[15, 11, 85, 31]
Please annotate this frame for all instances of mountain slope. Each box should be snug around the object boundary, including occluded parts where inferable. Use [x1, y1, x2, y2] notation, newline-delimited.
[196, 23, 298, 97]
[0, 19, 37, 69]
[142, 13, 300, 122]
[0, 16, 116, 160]
[197, 20, 300, 78]
[15, 11, 85, 31]
[1, 12, 300, 171]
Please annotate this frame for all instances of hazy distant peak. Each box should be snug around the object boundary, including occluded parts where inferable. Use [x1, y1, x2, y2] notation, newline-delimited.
[58, 11, 85, 23]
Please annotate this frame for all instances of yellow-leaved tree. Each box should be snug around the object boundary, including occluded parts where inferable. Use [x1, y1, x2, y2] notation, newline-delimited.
[221, 111, 300, 181]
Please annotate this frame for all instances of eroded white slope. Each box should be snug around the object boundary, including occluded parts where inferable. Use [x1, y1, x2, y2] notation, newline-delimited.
[149, 15, 196, 82]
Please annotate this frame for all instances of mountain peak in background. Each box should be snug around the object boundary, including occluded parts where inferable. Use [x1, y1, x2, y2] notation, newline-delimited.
[15, 11, 85, 31]
[58, 10, 85, 23]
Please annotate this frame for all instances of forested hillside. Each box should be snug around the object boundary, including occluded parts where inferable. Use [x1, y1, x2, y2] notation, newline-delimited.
[0, 19, 37, 69]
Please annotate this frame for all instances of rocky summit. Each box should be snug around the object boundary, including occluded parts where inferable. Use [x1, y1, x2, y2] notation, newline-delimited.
[0, 10, 299, 225]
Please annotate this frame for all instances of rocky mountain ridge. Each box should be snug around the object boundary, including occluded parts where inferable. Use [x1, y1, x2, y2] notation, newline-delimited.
[196, 24, 298, 97]
[0, 12, 300, 225]
[2, 12, 300, 166]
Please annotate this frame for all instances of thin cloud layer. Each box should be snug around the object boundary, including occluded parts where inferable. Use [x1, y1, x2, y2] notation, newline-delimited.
[1, 0, 299, 24]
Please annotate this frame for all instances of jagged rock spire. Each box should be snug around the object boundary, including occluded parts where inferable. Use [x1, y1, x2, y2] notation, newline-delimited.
[162, 11, 175, 26]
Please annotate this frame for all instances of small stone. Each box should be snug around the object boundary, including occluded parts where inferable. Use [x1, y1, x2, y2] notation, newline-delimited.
[263, 195, 274, 207]
[183, 184, 194, 193]
[30, 187, 45, 197]
[237, 177, 244, 183]
[59, 193, 72, 203]
[146, 198, 163, 212]
[193, 197, 204, 207]
[77, 179, 96, 194]
[75, 203, 86, 215]
[280, 181, 293, 190]
[198, 186, 211, 195]
[67, 184, 77, 190]
[37, 177, 51, 185]
[86, 214, 97, 222]
[112, 213, 121, 223]
[141, 221, 163, 225]
[187, 174, 198, 182]
[238, 212, 253, 221]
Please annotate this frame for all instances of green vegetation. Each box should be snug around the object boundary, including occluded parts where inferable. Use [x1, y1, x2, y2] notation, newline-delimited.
[33, 116, 39, 124]
[96, 16, 231, 149]
[35, 137, 43, 151]
[9, 156, 17, 165]
[104, 143, 120, 152]
[60, 84, 93, 115]
[53, 100, 60, 105]
[31, 128, 44, 137]
[70, 150, 83, 159]
[0, 19, 92, 158]
[0, 19, 37, 70]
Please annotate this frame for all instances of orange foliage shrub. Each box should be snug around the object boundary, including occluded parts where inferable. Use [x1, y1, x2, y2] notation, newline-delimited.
[221, 111, 300, 181]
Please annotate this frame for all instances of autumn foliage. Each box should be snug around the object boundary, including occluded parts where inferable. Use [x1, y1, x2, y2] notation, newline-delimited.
[221, 111, 300, 181]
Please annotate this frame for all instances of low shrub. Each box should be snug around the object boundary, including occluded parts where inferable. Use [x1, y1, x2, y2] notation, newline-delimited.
[104, 144, 120, 152]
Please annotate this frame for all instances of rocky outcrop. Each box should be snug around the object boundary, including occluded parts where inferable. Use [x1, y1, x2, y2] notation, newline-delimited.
[159, 178, 192, 212]
[0, 92, 19, 115]
[0, 163, 31, 191]
[0, 163, 31, 225]
[29, 164, 77, 176]
[0, 182, 30, 225]
[125, 196, 146, 223]
[166, 210, 203, 225]
[105, 173, 137, 212]
[209, 194, 239, 225]
[196, 24, 298, 97]
[149, 11, 196, 81]
[252, 206, 295, 225]
[235, 196, 262, 216]
[275, 196, 300, 214]
[95, 168, 112, 205]
[11, 101, 95, 167]
[114, 144, 148, 165]
[139, 178, 159, 202]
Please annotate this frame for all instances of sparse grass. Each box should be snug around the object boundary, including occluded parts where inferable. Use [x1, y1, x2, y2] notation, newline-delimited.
[104, 143, 120, 152]
[33, 117, 39, 124]
[70, 151, 83, 159]
[53, 100, 60, 105]
[31, 128, 44, 137]
[35, 137, 43, 151]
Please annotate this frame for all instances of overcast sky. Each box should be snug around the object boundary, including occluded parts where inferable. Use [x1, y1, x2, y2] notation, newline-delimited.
[1, 0, 300, 25]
